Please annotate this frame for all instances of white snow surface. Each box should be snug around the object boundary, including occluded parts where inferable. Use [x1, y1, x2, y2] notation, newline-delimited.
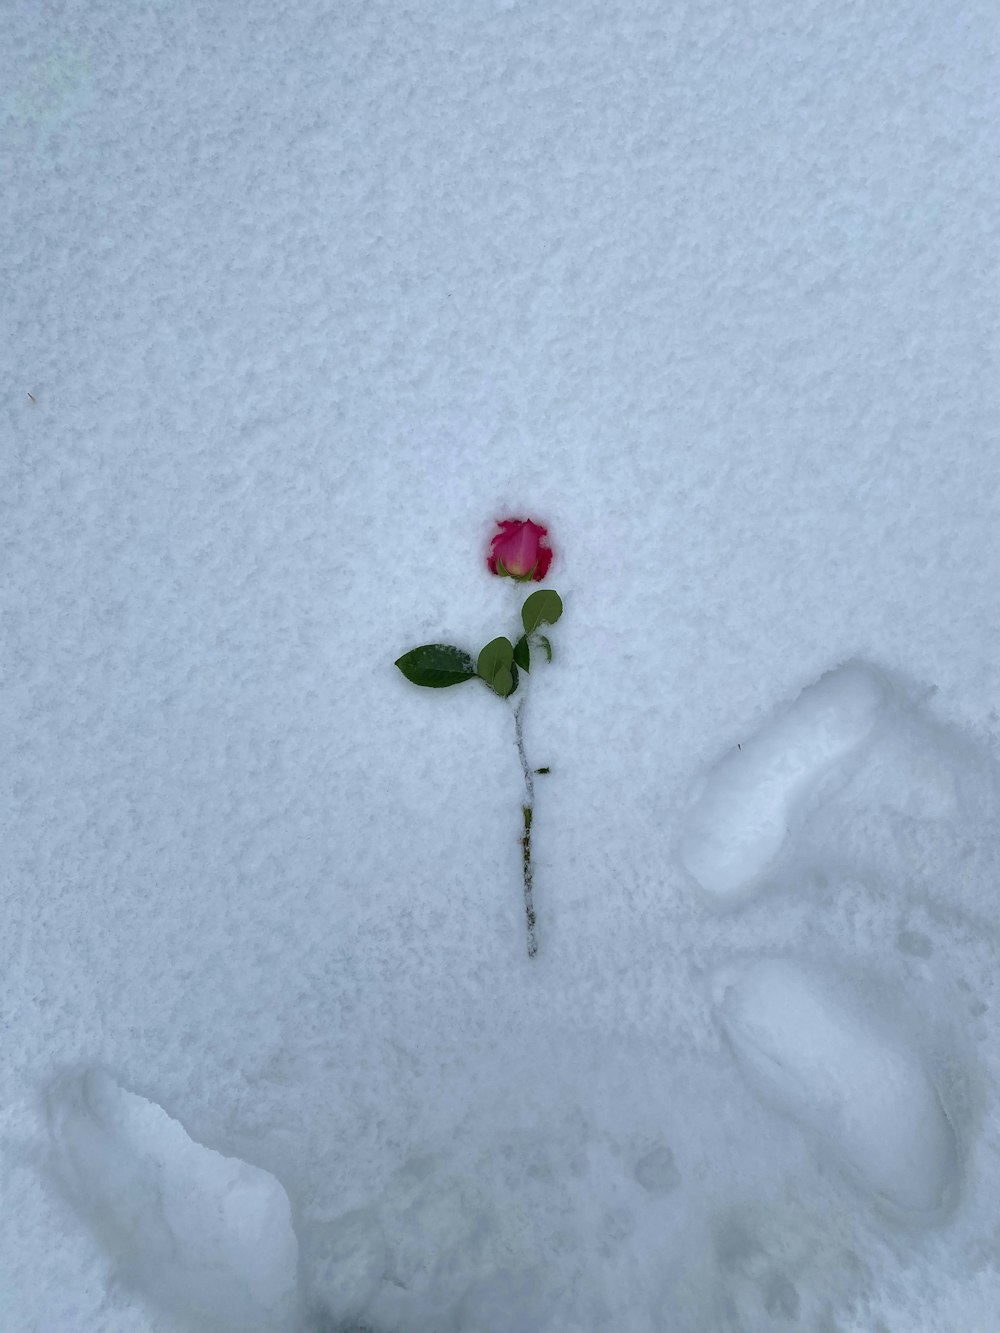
[2, 2, 999, 1331]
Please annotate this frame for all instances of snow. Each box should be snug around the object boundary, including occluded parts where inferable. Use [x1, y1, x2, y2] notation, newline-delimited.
[44, 1071, 301, 1332]
[2, 1, 999, 1331]
[679, 661, 886, 899]
[713, 956, 959, 1224]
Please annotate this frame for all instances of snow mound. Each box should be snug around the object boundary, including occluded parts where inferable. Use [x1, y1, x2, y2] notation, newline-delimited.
[713, 959, 960, 1225]
[45, 1069, 301, 1332]
[680, 662, 886, 899]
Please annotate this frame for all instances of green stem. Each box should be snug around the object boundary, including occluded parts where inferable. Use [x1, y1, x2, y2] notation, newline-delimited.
[521, 804, 537, 957]
[514, 698, 538, 957]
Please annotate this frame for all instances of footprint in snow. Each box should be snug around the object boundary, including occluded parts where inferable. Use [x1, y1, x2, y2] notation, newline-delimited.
[680, 660, 981, 1228]
[44, 1069, 302, 1333]
[712, 955, 959, 1225]
[678, 660, 886, 902]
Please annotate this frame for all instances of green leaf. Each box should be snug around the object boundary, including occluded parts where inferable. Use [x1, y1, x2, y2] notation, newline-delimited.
[493, 665, 515, 697]
[537, 634, 552, 663]
[513, 634, 530, 672]
[521, 589, 563, 635]
[476, 637, 515, 694]
[395, 644, 477, 688]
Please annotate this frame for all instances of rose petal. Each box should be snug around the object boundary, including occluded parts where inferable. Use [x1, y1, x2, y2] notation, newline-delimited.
[533, 545, 553, 580]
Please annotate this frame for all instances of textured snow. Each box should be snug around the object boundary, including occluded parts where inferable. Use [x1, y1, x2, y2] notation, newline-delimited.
[3, 1, 1000, 1331]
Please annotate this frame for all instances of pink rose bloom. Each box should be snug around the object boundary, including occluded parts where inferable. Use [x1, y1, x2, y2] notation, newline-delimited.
[487, 519, 553, 581]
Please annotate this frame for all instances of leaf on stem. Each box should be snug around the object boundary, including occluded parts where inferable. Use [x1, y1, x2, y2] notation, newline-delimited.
[493, 666, 514, 696]
[521, 589, 563, 636]
[476, 637, 518, 697]
[513, 634, 530, 672]
[395, 644, 477, 688]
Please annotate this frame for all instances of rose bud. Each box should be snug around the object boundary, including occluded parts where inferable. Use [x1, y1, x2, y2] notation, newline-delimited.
[486, 519, 553, 582]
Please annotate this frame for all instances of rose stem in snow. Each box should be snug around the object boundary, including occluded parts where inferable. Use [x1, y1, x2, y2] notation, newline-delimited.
[396, 517, 559, 958]
[514, 696, 538, 956]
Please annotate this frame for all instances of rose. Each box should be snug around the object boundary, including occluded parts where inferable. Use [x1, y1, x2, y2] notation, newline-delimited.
[394, 516, 565, 957]
[394, 515, 561, 701]
[486, 519, 553, 582]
